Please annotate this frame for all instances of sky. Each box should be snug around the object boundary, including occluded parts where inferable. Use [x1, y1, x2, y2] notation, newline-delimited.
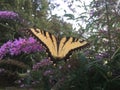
[51, 0, 92, 30]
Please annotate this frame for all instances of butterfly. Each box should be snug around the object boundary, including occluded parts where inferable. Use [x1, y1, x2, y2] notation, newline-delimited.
[22, 28, 89, 63]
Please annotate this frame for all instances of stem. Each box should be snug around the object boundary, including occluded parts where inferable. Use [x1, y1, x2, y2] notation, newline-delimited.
[111, 47, 120, 59]
[105, 0, 112, 61]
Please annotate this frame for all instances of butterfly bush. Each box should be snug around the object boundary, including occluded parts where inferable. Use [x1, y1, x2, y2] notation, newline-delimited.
[0, 11, 19, 20]
[0, 37, 44, 59]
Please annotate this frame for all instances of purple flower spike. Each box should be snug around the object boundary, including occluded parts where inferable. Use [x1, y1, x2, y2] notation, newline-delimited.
[0, 40, 12, 59]
[32, 59, 52, 71]
[95, 52, 109, 60]
[0, 11, 19, 20]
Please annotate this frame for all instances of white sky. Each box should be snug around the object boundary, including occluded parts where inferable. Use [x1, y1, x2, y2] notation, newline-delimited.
[51, 0, 92, 30]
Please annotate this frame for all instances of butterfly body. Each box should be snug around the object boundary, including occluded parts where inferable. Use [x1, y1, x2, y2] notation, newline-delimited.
[23, 28, 88, 63]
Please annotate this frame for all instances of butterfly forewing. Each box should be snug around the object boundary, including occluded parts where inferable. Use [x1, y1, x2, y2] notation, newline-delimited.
[60, 37, 74, 57]
[51, 35, 58, 57]
[30, 28, 57, 57]
[58, 37, 88, 59]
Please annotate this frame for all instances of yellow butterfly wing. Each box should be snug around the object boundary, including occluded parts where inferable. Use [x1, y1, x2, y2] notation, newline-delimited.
[58, 37, 88, 59]
[30, 28, 58, 58]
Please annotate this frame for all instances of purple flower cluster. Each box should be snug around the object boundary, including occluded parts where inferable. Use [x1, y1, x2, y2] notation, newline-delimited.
[43, 69, 54, 76]
[32, 59, 52, 71]
[95, 52, 109, 60]
[0, 68, 5, 73]
[0, 37, 44, 59]
[15, 77, 40, 88]
[0, 11, 19, 20]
